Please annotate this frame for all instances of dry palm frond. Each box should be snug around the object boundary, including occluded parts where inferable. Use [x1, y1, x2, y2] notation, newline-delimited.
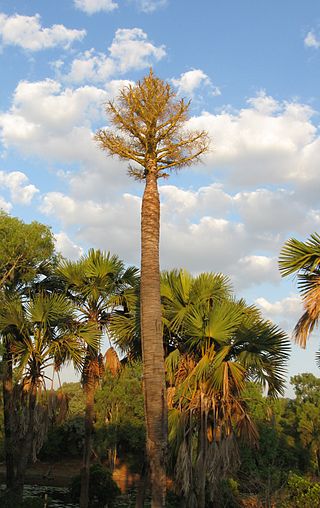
[294, 278, 320, 347]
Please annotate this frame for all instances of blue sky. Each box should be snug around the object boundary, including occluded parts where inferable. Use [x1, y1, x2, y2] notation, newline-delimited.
[0, 0, 320, 390]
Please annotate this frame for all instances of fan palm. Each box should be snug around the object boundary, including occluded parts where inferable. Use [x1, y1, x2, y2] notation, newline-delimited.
[162, 269, 290, 508]
[57, 248, 138, 508]
[279, 233, 320, 352]
[0, 291, 98, 500]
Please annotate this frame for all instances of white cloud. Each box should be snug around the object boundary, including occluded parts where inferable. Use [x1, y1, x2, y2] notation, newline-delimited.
[0, 79, 108, 158]
[54, 232, 83, 260]
[172, 69, 220, 98]
[237, 255, 279, 287]
[0, 13, 86, 51]
[58, 28, 166, 84]
[304, 30, 320, 49]
[0, 170, 38, 204]
[109, 28, 166, 72]
[130, 0, 168, 13]
[255, 295, 302, 333]
[74, 0, 118, 14]
[0, 196, 12, 212]
[188, 92, 317, 188]
[41, 192, 141, 263]
[256, 295, 301, 317]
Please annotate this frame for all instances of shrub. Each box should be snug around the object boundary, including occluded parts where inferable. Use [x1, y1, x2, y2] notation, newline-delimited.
[280, 473, 320, 508]
[70, 463, 121, 507]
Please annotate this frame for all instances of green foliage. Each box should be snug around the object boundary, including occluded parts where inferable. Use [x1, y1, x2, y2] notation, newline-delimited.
[61, 382, 85, 416]
[40, 416, 85, 459]
[0, 211, 56, 289]
[70, 463, 120, 507]
[280, 473, 320, 508]
[95, 361, 145, 470]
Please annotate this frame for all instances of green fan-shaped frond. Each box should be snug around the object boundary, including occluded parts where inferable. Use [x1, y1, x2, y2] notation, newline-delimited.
[279, 233, 320, 278]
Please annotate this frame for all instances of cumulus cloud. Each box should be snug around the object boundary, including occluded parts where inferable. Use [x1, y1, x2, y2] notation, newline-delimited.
[0, 79, 107, 158]
[188, 92, 318, 190]
[172, 69, 220, 98]
[41, 192, 141, 262]
[0, 196, 12, 212]
[58, 28, 165, 84]
[0, 13, 86, 51]
[74, 0, 118, 14]
[54, 232, 83, 259]
[256, 295, 301, 317]
[304, 30, 320, 49]
[0, 170, 38, 204]
[236, 255, 279, 287]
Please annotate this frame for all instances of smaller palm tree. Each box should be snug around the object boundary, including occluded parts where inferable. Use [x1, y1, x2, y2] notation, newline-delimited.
[162, 269, 290, 508]
[57, 249, 138, 508]
[0, 291, 98, 500]
[279, 233, 320, 351]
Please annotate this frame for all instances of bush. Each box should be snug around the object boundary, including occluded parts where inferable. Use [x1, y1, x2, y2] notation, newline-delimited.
[70, 463, 121, 507]
[280, 473, 320, 508]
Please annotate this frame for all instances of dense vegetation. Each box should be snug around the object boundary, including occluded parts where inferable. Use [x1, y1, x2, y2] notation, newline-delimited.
[1, 212, 320, 507]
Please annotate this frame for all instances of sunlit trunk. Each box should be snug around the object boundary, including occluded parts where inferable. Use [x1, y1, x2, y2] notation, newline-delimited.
[140, 163, 167, 508]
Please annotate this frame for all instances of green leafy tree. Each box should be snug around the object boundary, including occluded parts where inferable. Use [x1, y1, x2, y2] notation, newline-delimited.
[95, 70, 209, 508]
[291, 373, 320, 474]
[95, 361, 145, 471]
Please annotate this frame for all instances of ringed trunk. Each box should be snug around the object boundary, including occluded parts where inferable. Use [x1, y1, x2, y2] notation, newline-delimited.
[140, 164, 167, 508]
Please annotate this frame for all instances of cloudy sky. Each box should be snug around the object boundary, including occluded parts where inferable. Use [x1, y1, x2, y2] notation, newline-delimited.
[0, 0, 320, 389]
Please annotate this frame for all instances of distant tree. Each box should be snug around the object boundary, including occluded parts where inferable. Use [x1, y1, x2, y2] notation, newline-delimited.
[291, 373, 320, 474]
[95, 70, 209, 508]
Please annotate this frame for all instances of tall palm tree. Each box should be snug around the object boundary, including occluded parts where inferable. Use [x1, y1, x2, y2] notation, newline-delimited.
[58, 249, 138, 508]
[279, 233, 320, 351]
[162, 269, 290, 508]
[0, 291, 98, 501]
[95, 72, 208, 507]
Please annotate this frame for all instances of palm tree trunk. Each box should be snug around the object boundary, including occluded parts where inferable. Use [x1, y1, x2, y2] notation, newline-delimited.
[140, 164, 167, 508]
[15, 386, 37, 501]
[2, 344, 15, 490]
[80, 379, 95, 508]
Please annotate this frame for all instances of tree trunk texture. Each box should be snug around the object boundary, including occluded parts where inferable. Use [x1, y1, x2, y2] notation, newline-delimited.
[15, 387, 37, 501]
[80, 379, 95, 508]
[3, 344, 15, 490]
[196, 394, 208, 508]
[140, 165, 167, 508]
